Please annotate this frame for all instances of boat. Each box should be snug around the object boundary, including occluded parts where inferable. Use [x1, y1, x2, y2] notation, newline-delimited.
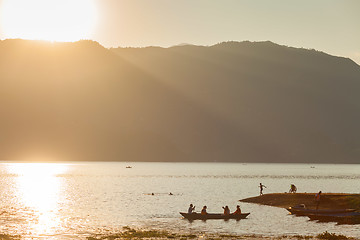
[287, 206, 356, 216]
[307, 212, 360, 224]
[125, 166, 132, 168]
[180, 212, 250, 220]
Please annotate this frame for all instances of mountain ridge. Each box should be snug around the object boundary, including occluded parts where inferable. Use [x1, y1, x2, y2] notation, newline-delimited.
[1, 39, 360, 163]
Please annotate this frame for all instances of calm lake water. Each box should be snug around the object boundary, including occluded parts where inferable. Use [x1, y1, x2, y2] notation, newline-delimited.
[0, 162, 359, 239]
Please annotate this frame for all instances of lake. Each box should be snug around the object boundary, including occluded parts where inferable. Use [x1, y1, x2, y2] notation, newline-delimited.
[0, 162, 359, 239]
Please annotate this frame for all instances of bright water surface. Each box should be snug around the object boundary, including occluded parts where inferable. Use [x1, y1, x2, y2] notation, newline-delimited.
[0, 162, 359, 239]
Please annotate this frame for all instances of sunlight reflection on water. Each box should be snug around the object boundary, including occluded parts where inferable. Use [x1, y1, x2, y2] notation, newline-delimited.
[6, 163, 68, 237]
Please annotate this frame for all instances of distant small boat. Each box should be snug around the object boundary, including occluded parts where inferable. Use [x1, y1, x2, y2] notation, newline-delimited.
[180, 212, 249, 220]
[126, 166, 132, 168]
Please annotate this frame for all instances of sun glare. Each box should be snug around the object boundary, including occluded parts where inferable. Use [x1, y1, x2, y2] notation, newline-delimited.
[7, 163, 68, 235]
[1, 0, 97, 42]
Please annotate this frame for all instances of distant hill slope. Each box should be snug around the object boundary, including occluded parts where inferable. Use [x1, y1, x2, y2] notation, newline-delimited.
[1, 39, 360, 163]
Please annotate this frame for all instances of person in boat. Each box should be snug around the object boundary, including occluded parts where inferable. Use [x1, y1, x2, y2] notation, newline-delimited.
[232, 205, 242, 215]
[188, 204, 195, 214]
[201, 206, 207, 215]
[222, 206, 230, 215]
[289, 184, 297, 193]
[315, 191, 322, 210]
[259, 183, 266, 195]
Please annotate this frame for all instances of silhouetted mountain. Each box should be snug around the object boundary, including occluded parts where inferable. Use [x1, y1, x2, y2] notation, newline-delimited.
[1, 39, 360, 163]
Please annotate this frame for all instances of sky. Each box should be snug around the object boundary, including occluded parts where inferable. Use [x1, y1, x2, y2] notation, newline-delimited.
[0, 0, 359, 64]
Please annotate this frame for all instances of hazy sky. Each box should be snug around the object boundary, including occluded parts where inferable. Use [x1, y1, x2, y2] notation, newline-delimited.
[1, 0, 359, 64]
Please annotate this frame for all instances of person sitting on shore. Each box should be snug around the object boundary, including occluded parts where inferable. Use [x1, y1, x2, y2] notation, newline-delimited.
[289, 184, 297, 193]
[201, 206, 207, 215]
[232, 205, 242, 215]
[222, 206, 230, 215]
[188, 204, 195, 214]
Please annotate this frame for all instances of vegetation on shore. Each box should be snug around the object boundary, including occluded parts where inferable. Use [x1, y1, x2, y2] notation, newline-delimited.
[0, 234, 20, 240]
[0, 229, 357, 240]
[85, 227, 358, 240]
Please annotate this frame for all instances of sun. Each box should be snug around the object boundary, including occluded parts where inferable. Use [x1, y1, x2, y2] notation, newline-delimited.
[0, 0, 98, 42]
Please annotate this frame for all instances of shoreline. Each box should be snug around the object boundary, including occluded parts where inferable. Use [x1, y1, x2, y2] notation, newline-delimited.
[239, 193, 360, 210]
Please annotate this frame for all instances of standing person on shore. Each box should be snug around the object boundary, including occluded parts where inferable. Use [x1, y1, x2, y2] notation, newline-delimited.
[315, 191, 322, 210]
[188, 204, 195, 214]
[259, 183, 266, 195]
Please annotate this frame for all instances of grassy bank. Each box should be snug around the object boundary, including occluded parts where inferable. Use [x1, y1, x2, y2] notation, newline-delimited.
[0, 234, 20, 240]
[240, 193, 360, 210]
[85, 228, 358, 240]
[1, 229, 358, 240]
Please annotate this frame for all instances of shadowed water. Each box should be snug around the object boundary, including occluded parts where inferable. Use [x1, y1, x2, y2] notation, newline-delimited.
[0, 162, 359, 239]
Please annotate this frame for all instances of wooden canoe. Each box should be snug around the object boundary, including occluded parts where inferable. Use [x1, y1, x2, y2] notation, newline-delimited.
[180, 212, 249, 220]
[307, 212, 360, 224]
[287, 207, 356, 216]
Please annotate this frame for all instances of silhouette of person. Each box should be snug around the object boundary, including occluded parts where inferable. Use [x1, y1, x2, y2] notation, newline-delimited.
[259, 183, 266, 195]
[188, 204, 195, 214]
[201, 206, 207, 215]
[222, 206, 230, 215]
[232, 205, 242, 215]
[289, 184, 297, 193]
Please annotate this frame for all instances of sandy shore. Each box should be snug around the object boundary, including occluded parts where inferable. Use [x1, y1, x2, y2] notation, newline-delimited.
[240, 193, 360, 210]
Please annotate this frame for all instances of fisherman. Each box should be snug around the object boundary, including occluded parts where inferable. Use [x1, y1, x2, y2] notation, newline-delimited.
[201, 206, 208, 215]
[232, 205, 242, 215]
[259, 183, 266, 195]
[188, 204, 195, 214]
[315, 191, 322, 210]
[222, 206, 230, 215]
[289, 184, 297, 193]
